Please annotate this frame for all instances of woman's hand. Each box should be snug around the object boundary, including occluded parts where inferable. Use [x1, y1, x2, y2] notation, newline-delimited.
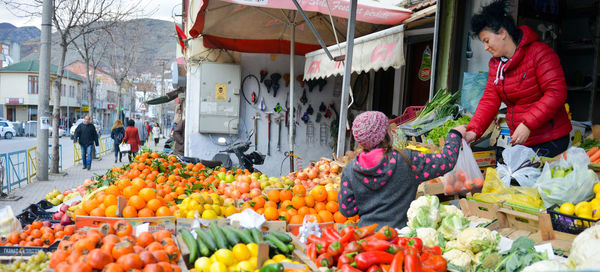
[454, 125, 477, 143]
[510, 123, 530, 145]
[453, 125, 467, 138]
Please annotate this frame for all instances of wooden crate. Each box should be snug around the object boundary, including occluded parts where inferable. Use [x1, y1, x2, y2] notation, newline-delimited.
[459, 198, 502, 220]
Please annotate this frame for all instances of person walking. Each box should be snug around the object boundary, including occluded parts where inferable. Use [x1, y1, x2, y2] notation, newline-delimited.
[145, 121, 151, 139]
[152, 123, 161, 148]
[134, 117, 147, 146]
[73, 115, 99, 170]
[123, 119, 141, 162]
[110, 120, 125, 163]
[173, 119, 185, 156]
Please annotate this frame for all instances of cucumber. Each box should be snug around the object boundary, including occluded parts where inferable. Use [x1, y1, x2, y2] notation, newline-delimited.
[194, 231, 210, 257]
[221, 226, 240, 246]
[268, 230, 292, 243]
[180, 229, 198, 263]
[250, 228, 263, 243]
[229, 227, 254, 244]
[210, 221, 228, 249]
[264, 233, 289, 253]
[195, 228, 217, 252]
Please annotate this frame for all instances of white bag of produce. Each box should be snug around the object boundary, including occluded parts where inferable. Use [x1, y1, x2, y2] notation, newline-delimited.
[0, 206, 22, 236]
[535, 147, 599, 208]
[441, 139, 485, 195]
[496, 145, 541, 187]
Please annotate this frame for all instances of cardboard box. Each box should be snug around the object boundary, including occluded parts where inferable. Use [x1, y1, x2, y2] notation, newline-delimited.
[473, 150, 497, 167]
[176, 218, 287, 233]
[75, 215, 177, 235]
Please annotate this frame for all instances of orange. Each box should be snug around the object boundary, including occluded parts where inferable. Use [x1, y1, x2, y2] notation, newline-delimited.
[264, 201, 277, 209]
[333, 211, 347, 224]
[280, 200, 292, 209]
[89, 207, 105, 217]
[318, 210, 333, 223]
[95, 192, 106, 204]
[310, 186, 327, 202]
[264, 207, 279, 221]
[122, 206, 138, 218]
[267, 190, 280, 203]
[314, 202, 326, 212]
[82, 199, 99, 214]
[156, 207, 172, 217]
[279, 189, 293, 201]
[103, 195, 118, 207]
[297, 206, 310, 217]
[326, 201, 338, 213]
[139, 188, 157, 202]
[105, 205, 118, 217]
[291, 196, 305, 210]
[174, 187, 185, 196]
[252, 197, 265, 209]
[122, 186, 139, 199]
[106, 185, 119, 196]
[309, 208, 317, 215]
[304, 195, 315, 208]
[289, 214, 304, 225]
[117, 178, 132, 190]
[73, 209, 87, 219]
[132, 178, 146, 190]
[293, 185, 306, 197]
[146, 199, 162, 212]
[138, 208, 155, 217]
[327, 190, 338, 202]
[128, 195, 146, 210]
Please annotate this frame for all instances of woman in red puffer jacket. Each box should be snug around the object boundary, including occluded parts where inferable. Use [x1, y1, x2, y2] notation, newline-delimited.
[463, 0, 571, 157]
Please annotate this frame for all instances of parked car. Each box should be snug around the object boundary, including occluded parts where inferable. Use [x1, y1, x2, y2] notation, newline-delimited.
[70, 119, 102, 139]
[0, 121, 16, 139]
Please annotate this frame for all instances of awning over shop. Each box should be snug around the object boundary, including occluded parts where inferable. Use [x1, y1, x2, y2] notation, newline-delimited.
[303, 24, 405, 80]
[146, 88, 185, 105]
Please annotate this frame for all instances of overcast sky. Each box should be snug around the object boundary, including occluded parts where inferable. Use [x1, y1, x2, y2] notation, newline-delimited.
[0, 0, 180, 28]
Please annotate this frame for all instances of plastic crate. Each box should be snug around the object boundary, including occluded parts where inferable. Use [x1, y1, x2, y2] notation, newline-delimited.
[37, 200, 55, 210]
[547, 204, 599, 235]
[389, 106, 425, 126]
[0, 240, 59, 257]
[16, 211, 58, 227]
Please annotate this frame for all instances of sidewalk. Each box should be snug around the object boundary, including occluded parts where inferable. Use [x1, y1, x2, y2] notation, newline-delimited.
[0, 138, 168, 214]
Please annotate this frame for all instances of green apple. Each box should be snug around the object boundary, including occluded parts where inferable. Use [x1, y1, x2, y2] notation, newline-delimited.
[217, 172, 226, 181]
[50, 198, 61, 206]
[56, 194, 65, 201]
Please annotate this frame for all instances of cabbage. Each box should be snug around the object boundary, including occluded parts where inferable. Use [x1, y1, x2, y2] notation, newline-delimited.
[438, 213, 470, 240]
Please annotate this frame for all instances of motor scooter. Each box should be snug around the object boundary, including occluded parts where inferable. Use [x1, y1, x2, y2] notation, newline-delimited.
[212, 130, 265, 173]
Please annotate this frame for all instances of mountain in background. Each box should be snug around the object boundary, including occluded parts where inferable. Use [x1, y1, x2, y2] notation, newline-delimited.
[0, 22, 41, 43]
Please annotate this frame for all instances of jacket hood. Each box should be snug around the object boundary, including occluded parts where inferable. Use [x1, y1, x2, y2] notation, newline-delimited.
[503, 25, 539, 72]
[349, 149, 397, 191]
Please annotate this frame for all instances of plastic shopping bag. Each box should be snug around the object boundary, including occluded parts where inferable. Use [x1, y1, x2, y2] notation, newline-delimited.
[442, 139, 484, 195]
[474, 168, 544, 209]
[496, 145, 542, 187]
[0, 206, 22, 236]
[535, 147, 599, 208]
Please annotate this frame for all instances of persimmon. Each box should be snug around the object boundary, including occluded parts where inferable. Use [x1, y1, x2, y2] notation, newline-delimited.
[88, 248, 113, 269]
[114, 220, 133, 237]
[64, 225, 75, 235]
[139, 251, 158, 265]
[104, 263, 126, 272]
[136, 232, 155, 247]
[157, 262, 174, 272]
[71, 261, 93, 272]
[31, 220, 43, 229]
[74, 238, 95, 254]
[112, 241, 135, 260]
[117, 253, 144, 270]
[151, 250, 170, 263]
[164, 244, 180, 262]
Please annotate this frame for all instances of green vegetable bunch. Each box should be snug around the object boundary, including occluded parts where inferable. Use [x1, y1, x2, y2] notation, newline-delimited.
[427, 116, 471, 145]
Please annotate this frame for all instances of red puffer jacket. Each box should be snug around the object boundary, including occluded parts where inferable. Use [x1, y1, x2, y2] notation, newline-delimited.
[467, 25, 571, 146]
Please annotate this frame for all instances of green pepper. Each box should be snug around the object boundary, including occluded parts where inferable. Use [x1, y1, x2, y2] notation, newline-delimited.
[259, 263, 284, 272]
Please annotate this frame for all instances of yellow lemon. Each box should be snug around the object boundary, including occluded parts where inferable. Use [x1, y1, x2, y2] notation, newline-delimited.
[202, 210, 218, 219]
[575, 202, 590, 215]
[576, 205, 593, 219]
[594, 182, 600, 195]
[237, 261, 254, 272]
[210, 255, 219, 264]
[559, 202, 576, 215]
[215, 249, 236, 266]
[263, 260, 276, 266]
[596, 192, 600, 200]
[212, 205, 222, 216]
[187, 210, 197, 219]
[249, 258, 257, 270]
[209, 262, 228, 272]
[247, 243, 258, 257]
[223, 206, 239, 217]
[272, 254, 287, 262]
[233, 244, 251, 261]
[182, 198, 191, 206]
[174, 210, 184, 218]
[195, 257, 212, 272]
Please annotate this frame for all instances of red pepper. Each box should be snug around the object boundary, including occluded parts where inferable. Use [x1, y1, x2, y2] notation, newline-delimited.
[316, 239, 329, 254]
[381, 264, 391, 272]
[408, 238, 423, 254]
[421, 269, 436, 272]
[404, 252, 421, 272]
[339, 264, 362, 272]
[386, 244, 401, 254]
[422, 255, 447, 272]
[316, 253, 334, 268]
[357, 224, 378, 239]
[397, 237, 409, 249]
[307, 234, 321, 245]
[322, 226, 341, 243]
[375, 226, 398, 241]
[362, 239, 391, 252]
[354, 251, 395, 270]
[339, 226, 357, 244]
[389, 251, 405, 272]
[338, 252, 357, 266]
[423, 246, 442, 256]
[343, 241, 363, 254]
[327, 241, 343, 258]
[367, 264, 382, 272]
[306, 243, 317, 261]
[420, 251, 432, 262]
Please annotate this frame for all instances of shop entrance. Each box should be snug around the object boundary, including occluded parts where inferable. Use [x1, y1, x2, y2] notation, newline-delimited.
[6, 107, 15, 121]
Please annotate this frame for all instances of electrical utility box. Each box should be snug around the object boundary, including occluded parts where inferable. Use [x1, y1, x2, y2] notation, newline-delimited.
[197, 62, 241, 134]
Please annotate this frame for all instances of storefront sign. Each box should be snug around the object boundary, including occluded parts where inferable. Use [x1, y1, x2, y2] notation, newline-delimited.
[81, 106, 89, 111]
[107, 104, 115, 110]
[5, 98, 24, 104]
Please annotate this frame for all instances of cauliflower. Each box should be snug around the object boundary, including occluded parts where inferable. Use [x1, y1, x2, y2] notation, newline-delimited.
[457, 227, 498, 253]
[407, 195, 440, 220]
[445, 240, 469, 252]
[437, 213, 469, 240]
[415, 228, 441, 248]
[440, 204, 464, 218]
[568, 225, 600, 269]
[522, 259, 570, 272]
[443, 249, 473, 268]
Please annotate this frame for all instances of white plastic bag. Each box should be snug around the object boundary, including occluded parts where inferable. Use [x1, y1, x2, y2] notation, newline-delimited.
[0, 206, 22, 236]
[496, 145, 541, 187]
[535, 147, 599, 208]
[442, 139, 485, 195]
[297, 214, 321, 244]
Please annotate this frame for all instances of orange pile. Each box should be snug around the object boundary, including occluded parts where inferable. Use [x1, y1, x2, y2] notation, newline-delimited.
[0, 221, 74, 247]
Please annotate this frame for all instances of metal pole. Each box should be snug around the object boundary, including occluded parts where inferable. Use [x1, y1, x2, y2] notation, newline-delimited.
[289, 20, 295, 172]
[428, 2, 441, 100]
[589, 3, 600, 122]
[335, 0, 357, 158]
[290, 0, 335, 61]
[37, 0, 52, 181]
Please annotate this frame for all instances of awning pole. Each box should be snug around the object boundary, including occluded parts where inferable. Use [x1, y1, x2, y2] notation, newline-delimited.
[336, 0, 357, 158]
[428, 2, 441, 100]
[290, 0, 335, 61]
[289, 20, 295, 172]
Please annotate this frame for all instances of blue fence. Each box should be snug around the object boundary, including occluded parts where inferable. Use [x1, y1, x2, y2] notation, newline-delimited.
[0, 144, 62, 193]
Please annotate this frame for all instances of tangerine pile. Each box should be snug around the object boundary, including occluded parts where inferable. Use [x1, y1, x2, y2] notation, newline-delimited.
[239, 184, 358, 224]
[0, 221, 74, 247]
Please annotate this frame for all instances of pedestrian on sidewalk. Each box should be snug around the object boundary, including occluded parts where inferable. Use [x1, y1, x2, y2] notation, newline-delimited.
[152, 123, 161, 148]
[145, 121, 151, 139]
[173, 119, 185, 156]
[123, 119, 141, 162]
[134, 117, 147, 146]
[73, 115, 99, 170]
[111, 120, 125, 163]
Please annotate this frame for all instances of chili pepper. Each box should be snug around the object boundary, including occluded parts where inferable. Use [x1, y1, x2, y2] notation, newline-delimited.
[354, 251, 395, 270]
[322, 227, 341, 243]
[339, 226, 357, 244]
[327, 241, 343, 258]
[357, 224, 378, 239]
[386, 244, 401, 254]
[375, 226, 398, 241]
[307, 234, 321, 245]
[338, 252, 357, 266]
[259, 263, 284, 272]
[397, 237, 409, 249]
[362, 239, 391, 252]
[408, 238, 423, 254]
[339, 264, 362, 272]
[316, 239, 329, 254]
[404, 252, 421, 272]
[381, 264, 391, 272]
[422, 255, 447, 272]
[306, 243, 317, 261]
[367, 264, 382, 272]
[389, 251, 404, 272]
[316, 253, 334, 268]
[343, 241, 363, 254]
[423, 246, 442, 256]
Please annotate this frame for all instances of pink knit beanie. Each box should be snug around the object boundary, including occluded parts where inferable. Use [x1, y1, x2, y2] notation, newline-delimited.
[352, 111, 389, 150]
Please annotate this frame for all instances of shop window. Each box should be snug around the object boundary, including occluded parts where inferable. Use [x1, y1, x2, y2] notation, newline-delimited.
[28, 75, 39, 94]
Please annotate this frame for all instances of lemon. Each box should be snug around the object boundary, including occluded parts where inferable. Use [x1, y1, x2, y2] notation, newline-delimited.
[186, 210, 197, 219]
[182, 198, 191, 206]
[249, 258, 257, 270]
[233, 244, 251, 261]
[212, 205, 222, 216]
[188, 200, 200, 211]
[202, 210, 218, 219]
[559, 202, 576, 215]
[174, 210, 184, 218]
[263, 259, 276, 266]
[594, 183, 600, 195]
[224, 206, 239, 217]
[195, 257, 212, 272]
[178, 194, 187, 200]
[215, 249, 236, 266]
[576, 205, 593, 219]
[597, 192, 600, 200]
[192, 192, 203, 201]
[210, 262, 228, 272]
[210, 255, 219, 264]
[237, 261, 254, 272]
[575, 202, 590, 214]
[272, 254, 287, 262]
[247, 243, 258, 257]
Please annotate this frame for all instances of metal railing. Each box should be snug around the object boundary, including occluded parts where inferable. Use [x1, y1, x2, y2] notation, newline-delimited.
[0, 144, 62, 192]
[74, 136, 114, 165]
[26, 144, 62, 183]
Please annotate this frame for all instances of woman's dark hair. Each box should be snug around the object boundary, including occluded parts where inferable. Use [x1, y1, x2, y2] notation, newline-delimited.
[471, 0, 520, 43]
[127, 120, 135, 127]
